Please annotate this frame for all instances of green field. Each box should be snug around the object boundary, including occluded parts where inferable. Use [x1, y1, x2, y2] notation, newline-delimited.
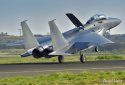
[0, 71, 125, 85]
[0, 49, 125, 85]
[0, 55, 125, 64]
[0, 49, 125, 64]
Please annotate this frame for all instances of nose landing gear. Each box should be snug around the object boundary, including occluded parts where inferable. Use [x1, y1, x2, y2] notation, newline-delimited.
[80, 52, 86, 63]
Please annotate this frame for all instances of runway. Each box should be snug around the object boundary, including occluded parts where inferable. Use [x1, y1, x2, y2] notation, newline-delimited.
[0, 60, 125, 78]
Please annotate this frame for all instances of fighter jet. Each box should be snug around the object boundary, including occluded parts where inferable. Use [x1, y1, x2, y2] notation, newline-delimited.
[21, 13, 121, 63]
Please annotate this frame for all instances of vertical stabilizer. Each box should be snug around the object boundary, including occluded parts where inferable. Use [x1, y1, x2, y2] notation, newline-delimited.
[21, 20, 39, 50]
[48, 19, 68, 51]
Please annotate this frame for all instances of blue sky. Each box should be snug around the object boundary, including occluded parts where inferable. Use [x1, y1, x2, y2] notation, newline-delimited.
[0, 0, 125, 35]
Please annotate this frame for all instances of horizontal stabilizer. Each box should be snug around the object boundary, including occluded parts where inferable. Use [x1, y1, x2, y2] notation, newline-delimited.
[49, 50, 72, 56]
[66, 13, 84, 28]
[48, 19, 68, 51]
[21, 20, 39, 50]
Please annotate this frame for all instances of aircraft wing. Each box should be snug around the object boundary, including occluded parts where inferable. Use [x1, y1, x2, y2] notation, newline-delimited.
[65, 32, 114, 54]
[48, 19, 113, 55]
[73, 32, 114, 46]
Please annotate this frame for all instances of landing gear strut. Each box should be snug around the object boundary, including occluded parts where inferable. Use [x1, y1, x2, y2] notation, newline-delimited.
[58, 55, 64, 63]
[80, 52, 86, 63]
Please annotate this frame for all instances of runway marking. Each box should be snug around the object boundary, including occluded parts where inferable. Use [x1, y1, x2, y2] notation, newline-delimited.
[0, 66, 125, 74]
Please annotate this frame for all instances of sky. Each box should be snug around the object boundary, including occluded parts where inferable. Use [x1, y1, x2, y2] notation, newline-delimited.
[0, 0, 125, 35]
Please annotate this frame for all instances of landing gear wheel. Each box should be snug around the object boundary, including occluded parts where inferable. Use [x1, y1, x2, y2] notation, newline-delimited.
[80, 54, 86, 63]
[58, 55, 64, 63]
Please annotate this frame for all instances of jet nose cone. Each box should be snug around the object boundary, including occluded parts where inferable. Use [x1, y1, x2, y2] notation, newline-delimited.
[109, 18, 121, 29]
[114, 18, 121, 25]
[106, 18, 121, 30]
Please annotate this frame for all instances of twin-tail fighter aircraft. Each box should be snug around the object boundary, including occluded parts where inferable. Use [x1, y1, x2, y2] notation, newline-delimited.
[21, 13, 121, 63]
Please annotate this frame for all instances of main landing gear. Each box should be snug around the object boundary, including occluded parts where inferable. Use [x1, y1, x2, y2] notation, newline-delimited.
[58, 55, 64, 63]
[80, 52, 86, 63]
[58, 52, 86, 63]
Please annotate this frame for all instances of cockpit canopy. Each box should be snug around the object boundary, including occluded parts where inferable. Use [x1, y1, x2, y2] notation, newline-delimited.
[86, 14, 109, 24]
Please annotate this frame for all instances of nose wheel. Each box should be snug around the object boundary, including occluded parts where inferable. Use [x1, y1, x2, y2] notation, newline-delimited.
[80, 52, 86, 63]
[58, 55, 64, 63]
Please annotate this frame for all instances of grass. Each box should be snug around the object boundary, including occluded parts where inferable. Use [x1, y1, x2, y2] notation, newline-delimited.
[0, 55, 124, 64]
[95, 55, 124, 60]
[0, 49, 124, 64]
[0, 49, 125, 85]
[0, 71, 125, 85]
